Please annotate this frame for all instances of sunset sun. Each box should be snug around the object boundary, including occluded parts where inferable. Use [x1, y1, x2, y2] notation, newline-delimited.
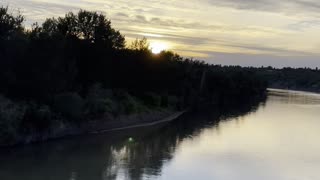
[150, 42, 168, 54]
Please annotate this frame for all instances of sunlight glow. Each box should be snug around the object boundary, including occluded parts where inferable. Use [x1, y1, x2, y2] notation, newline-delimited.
[150, 42, 168, 54]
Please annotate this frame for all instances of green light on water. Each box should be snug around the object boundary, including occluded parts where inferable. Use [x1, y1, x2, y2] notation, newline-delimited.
[128, 137, 134, 142]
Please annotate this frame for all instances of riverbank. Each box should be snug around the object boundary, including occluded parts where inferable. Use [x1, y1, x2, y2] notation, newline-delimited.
[268, 87, 320, 95]
[1, 109, 185, 147]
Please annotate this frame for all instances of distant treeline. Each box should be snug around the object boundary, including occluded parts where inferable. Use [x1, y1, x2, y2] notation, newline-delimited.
[0, 7, 266, 145]
[252, 67, 320, 92]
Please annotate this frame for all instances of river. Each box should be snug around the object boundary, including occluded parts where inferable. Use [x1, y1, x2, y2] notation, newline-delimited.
[1, 89, 320, 180]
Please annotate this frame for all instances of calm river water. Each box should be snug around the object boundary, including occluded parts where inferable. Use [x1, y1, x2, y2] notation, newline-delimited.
[1, 89, 320, 180]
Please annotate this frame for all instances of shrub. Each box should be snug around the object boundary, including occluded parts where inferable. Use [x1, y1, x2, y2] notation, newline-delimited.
[122, 95, 146, 114]
[53, 92, 84, 120]
[85, 97, 115, 117]
[168, 95, 180, 108]
[113, 90, 148, 114]
[85, 84, 116, 117]
[160, 95, 169, 107]
[21, 103, 55, 133]
[141, 92, 161, 107]
[0, 95, 26, 144]
[87, 83, 113, 99]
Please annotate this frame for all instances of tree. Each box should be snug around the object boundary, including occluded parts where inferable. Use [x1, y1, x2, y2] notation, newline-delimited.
[42, 18, 58, 36]
[129, 37, 150, 51]
[57, 12, 78, 38]
[0, 6, 24, 40]
[53, 10, 125, 49]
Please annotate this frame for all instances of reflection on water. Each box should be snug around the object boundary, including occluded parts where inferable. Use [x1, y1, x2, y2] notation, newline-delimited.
[268, 88, 320, 105]
[1, 89, 320, 180]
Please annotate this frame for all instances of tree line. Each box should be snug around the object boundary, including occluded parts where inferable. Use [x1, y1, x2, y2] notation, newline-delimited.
[252, 66, 320, 92]
[0, 7, 267, 145]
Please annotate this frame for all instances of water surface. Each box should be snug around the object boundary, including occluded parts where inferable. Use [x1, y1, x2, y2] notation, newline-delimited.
[1, 89, 320, 180]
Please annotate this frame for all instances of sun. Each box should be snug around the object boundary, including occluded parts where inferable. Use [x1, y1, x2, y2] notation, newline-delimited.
[150, 42, 168, 54]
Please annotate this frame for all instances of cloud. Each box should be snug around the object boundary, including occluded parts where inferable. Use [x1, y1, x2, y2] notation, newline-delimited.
[203, 0, 320, 16]
[287, 20, 320, 31]
[2, 0, 320, 67]
[114, 12, 129, 18]
[205, 0, 279, 11]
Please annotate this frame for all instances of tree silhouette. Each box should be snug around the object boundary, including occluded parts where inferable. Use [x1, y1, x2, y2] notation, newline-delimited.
[0, 7, 24, 40]
[0, 6, 267, 145]
[129, 37, 150, 52]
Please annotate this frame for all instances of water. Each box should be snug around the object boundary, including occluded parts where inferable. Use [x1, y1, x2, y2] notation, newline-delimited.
[1, 89, 320, 180]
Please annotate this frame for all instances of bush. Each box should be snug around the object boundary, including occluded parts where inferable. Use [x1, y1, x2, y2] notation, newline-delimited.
[53, 92, 84, 120]
[141, 92, 161, 107]
[21, 103, 55, 133]
[168, 95, 179, 108]
[113, 90, 148, 114]
[85, 97, 115, 117]
[0, 95, 26, 144]
[122, 95, 146, 114]
[87, 83, 113, 99]
[85, 84, 116, 117]
[160, 95, 169, 107]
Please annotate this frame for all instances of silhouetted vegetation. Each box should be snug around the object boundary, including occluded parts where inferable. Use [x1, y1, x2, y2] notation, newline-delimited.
[254, 66, 320, 92]
[0, 7, 267, 145]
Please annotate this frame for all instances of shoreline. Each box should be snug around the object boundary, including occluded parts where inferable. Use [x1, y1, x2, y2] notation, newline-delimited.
[268, 88, 320, 95]
[2, 109, 186, 147]
[91, 110, 186, 134]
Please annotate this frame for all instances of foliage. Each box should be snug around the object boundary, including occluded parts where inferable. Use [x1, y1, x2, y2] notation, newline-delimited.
[85, 84, 115, 116]
[141, 92, 162, 107]
[120, 92, 147, 114]
[129, 37, 149, 51]
[0, 7, 267, 145]
[53, 93, 85, 120]
[255, 67, 320, 92]
[0, 6, 24, 40]
[21, 103, 56, 133]
[0, 95, 25, 144]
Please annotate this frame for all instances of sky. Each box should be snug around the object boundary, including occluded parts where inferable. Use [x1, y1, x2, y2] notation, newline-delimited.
[2, 0, 320, 67]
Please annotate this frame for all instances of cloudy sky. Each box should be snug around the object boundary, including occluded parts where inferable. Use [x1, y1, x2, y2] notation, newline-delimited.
[2, 0, 320, 67]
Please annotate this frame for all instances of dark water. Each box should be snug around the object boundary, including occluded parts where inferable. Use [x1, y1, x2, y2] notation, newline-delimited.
[1, 89, 320, 180]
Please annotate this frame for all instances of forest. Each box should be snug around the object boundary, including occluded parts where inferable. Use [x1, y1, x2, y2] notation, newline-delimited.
[0, 7, 267, 145]
[255, 67, 320, 92]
